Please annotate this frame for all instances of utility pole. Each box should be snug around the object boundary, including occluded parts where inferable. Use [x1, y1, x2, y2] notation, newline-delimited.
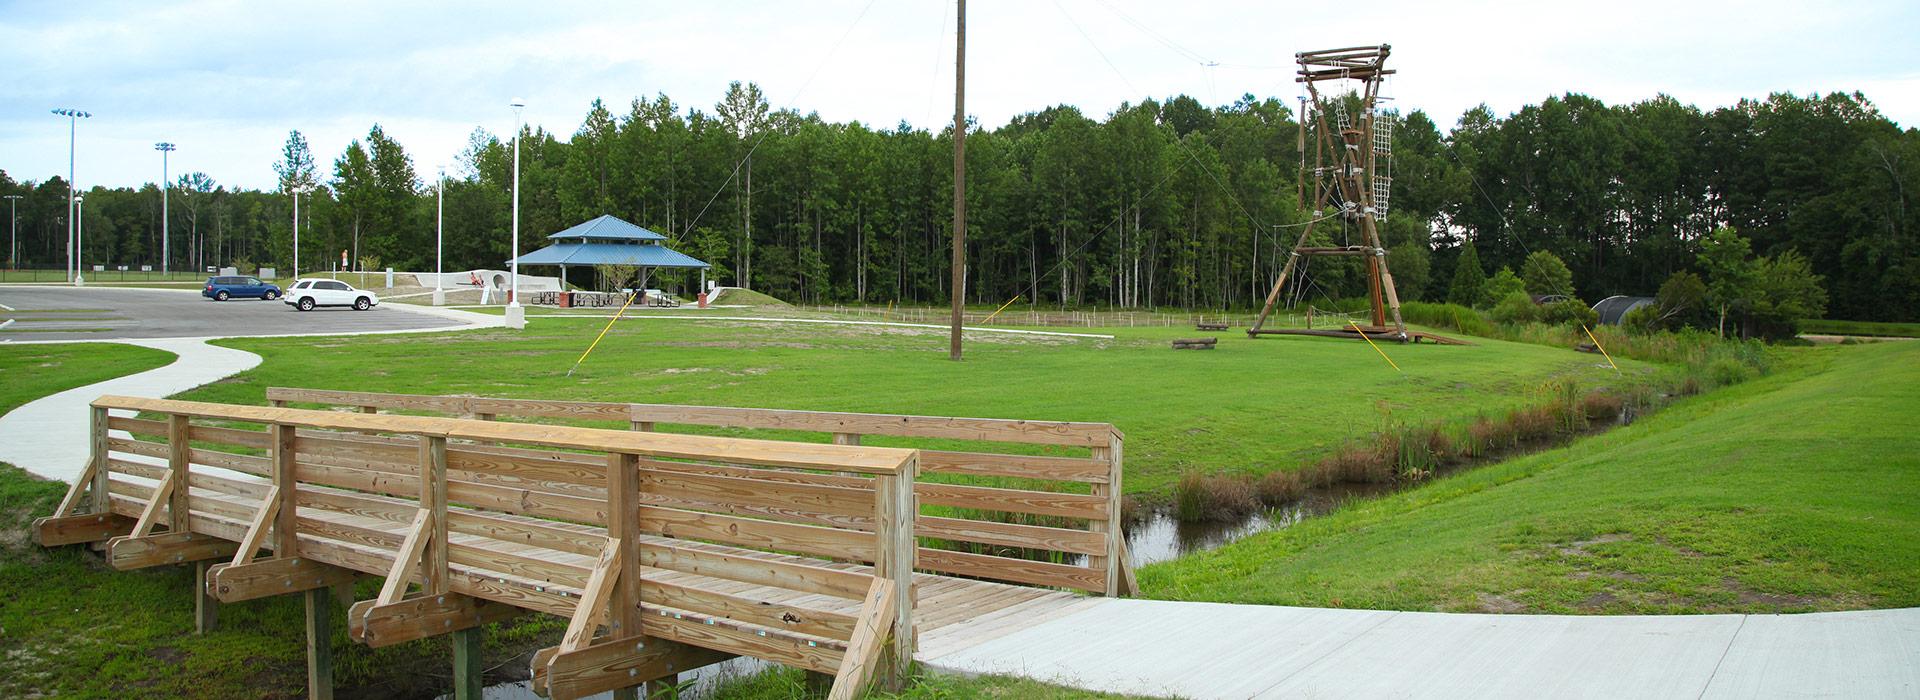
[949, 0, 967, 361]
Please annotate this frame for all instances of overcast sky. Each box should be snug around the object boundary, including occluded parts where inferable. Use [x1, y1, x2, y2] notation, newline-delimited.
[3, 0, 1916, 192]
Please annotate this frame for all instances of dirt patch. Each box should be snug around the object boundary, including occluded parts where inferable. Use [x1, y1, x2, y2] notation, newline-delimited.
[1552, 533, 1631, 556]
[147, 646, 187, 665]
[1577, 591, 1621, 610]
[1721, 577, 1820, 608]
[1475, 593, 1527, 613]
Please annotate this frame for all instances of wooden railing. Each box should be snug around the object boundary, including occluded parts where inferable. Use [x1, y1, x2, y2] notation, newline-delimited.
[262, 387, 1137, 597]
[34, 395, 919, 700]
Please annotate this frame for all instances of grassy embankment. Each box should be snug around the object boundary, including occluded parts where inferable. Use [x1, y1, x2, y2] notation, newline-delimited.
[1799, 318, 1920, 337]
[179, 315, 1656, 499]
[1141, 340, 1920, 614]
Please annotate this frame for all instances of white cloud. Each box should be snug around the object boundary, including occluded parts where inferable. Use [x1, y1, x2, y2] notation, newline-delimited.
[3, 0, 1916, 190]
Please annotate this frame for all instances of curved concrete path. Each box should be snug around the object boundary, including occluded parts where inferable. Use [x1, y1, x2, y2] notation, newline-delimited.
[924, 597, 1920, 698]
[0, 301, 501, 483]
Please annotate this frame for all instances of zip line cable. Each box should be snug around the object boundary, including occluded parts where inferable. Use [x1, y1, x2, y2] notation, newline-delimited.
[676, 0, 879, 244]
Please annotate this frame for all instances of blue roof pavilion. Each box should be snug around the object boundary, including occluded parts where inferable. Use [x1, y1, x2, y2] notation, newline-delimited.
[508, 215, 710, 293]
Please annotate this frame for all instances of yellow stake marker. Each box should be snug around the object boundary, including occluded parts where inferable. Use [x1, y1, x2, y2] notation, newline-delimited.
[567, 289, 643, 377]
[981, 294, 1022, 325]
[884, 299, 893, 321]
[1349, 320, 1402, 373]
[1582, 324, 1620, 373]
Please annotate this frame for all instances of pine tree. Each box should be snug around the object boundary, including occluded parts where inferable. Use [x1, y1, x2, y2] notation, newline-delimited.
[1448, 240, 1485, 307]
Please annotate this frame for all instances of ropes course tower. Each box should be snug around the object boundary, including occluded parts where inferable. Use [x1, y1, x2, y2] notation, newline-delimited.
[1249, 44, 1427, 343]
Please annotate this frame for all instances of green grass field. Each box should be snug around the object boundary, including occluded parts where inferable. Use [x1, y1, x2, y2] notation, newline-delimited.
[1800, 318, 1920, 337]
[178, 316, 1657, 497]
[0, 343, 175, 414]
[1139, 340, 1920, 614]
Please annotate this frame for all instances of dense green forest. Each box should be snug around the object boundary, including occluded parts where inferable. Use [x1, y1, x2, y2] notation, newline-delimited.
[2, 85, 1913, 321]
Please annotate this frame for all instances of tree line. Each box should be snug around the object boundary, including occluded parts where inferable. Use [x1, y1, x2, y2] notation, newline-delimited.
[1, 84, 1912, 320]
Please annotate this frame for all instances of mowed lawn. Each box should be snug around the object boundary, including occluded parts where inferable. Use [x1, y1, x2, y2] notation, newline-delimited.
[0, 342, 176, 414]
[182, 316, 1656, 495]
[1139, 340, 1920, 614]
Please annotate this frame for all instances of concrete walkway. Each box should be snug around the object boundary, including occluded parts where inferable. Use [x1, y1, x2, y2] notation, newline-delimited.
[923, 598, 1920, 698]
[0, 302, 502, 483]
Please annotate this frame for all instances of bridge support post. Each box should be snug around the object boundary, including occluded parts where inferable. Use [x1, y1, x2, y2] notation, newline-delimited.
[194, 560, 219, 634]
[453, 626, 483, 699]
[305, 586, 335, 700]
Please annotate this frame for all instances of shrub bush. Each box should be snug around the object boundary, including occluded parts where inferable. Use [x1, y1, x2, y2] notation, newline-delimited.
[1401, 301, 1495, 337]
[1541, 299, 1599, 327]
[1490, 291, 1542, 324]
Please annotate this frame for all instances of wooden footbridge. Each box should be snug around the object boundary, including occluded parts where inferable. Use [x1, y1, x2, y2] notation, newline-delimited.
[34, 388, 1131, 698]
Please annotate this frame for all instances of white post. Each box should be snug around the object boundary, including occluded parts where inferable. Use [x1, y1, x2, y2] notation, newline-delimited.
[292, 188, 300, 279]
[505, 98, 527, 329]
[74, 194, 85, 286]
[432, 166, 445, 306]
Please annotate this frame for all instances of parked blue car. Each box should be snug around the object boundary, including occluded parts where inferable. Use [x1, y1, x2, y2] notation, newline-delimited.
[202, 275, 282, 301]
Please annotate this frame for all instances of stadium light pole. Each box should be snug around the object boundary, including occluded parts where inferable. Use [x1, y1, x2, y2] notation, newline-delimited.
[505, 97, 526, 329]
[432, 165, 446, 306]
[74, 192, 86, 286]
[155, 142, 175, 277]
[51, 108, 90, 282]
[4, 195, 22, 271]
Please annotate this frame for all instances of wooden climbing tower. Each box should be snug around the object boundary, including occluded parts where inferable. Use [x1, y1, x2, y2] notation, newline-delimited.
[1250, 44, 1417, 343]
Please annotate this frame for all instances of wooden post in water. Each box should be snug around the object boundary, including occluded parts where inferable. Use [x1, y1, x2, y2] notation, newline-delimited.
[453, 626, 483, 699]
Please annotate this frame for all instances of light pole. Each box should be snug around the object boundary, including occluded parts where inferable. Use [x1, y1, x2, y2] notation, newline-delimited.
[51, 108, 90, 283]
[4, 195, 21, 271]
[155, 142, 175, 278]
[506, 98, 526, 329]
[290, 183, 303, 279]
[432, 165, 446, 306]
[74, 192, 85, 286]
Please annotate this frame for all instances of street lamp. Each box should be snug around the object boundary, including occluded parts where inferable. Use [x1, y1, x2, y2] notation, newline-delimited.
[74, 192, 85, 286]
[155, 142, 175, 277]
[432, 165, 446, 306]
[51, 108, 90, 283]
[506, 97, 526, 329]
[4, 195, 22, 271]
[290, 182, 304, 279]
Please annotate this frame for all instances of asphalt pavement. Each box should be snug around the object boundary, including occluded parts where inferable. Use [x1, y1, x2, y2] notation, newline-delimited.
[0, 285, 464, 341]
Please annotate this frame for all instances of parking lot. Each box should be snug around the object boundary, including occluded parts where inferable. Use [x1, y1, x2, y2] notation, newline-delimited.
[0, 286, 466, 341]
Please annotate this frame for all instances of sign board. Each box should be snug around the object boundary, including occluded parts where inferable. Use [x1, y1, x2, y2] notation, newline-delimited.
[141, 265, 153, 272]
[259, 267, 277, 280]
